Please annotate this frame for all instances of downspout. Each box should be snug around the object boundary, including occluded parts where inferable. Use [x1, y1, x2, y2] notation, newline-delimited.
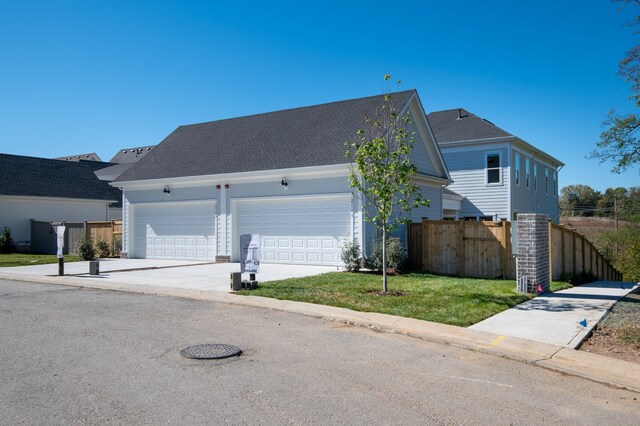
[556, 164, 564, 223]
[507, 143, 512, 221]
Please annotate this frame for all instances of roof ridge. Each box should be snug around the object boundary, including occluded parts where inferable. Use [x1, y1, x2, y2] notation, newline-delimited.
[180, 89, 417, 129]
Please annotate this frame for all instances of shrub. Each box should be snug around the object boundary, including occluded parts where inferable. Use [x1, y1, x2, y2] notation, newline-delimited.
[95, 239, 111, 258]
[111, 235, 122, 258]
[367, 237, 407, 274]
[76, 234, 96, 260]
[0, 227, 17, 254]
[341, 239, 362, 272]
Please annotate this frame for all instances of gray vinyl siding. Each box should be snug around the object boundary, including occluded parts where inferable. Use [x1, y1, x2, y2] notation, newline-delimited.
[511, 151, 533, 219]
[362, 183, 443, 256]
[409, 122, 438, 176]
[441, 147, 510, 220]
[511, 152, 560, 223]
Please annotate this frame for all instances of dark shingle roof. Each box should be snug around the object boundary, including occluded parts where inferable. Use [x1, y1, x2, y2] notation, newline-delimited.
[0, 153, 120, 202]
[427, 108, 512, 143]
[116, 91, 416, 182]
[109, 145, 156, 163]
[55, 152, 102, 162]
[94, 162, 135, 181]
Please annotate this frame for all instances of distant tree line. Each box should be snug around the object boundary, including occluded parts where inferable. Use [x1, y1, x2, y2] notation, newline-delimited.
[560, 184, 640, 281]
[559, 185, 640, 220]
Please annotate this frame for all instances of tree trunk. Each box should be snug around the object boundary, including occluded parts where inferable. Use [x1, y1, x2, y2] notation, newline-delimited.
[382, 227, 388, 293]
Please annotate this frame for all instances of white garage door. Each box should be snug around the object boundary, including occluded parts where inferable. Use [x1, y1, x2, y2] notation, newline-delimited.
[132, 201, 216, 261]
[235, 195, 352, 265]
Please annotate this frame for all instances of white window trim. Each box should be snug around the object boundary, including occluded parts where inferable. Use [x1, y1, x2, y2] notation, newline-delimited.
[484, 151, 502, 186]
[525, 157, 530, 189]
[514, 153, 520, 186]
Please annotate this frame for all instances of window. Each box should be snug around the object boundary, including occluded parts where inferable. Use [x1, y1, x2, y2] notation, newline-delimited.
[486, 153, 501, 184]
[553, 170, 557, 195]
[525, 158, 530, 188]
[514, 153, 520, 186]
[534, 164, 538, 191]
[545, 168, 549, 195]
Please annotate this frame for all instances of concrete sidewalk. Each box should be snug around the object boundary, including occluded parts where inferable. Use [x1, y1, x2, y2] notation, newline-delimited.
[470, 281, 639, 348]
[1, 272, 639, 394]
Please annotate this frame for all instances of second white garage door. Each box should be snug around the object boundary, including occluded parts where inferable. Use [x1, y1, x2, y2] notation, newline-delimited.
[131, 201, 216, 261]
[234, 195, 352, 265]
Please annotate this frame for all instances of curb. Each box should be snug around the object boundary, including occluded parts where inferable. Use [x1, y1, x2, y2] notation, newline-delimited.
[1, 272, 638, 394]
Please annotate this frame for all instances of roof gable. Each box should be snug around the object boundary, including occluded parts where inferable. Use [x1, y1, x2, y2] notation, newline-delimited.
[116, 91, 418, 182]
[427, 108, 512, 143]
[0, 153, 120, 201]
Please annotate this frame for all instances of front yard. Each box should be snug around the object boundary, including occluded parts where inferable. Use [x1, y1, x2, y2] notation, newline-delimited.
[238, 272, 572, 327]
[0, 253, 81, 268]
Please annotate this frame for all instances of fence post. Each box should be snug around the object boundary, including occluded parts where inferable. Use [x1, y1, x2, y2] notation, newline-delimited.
[560, 227, 566, 278]
[499, 220, 509, 278]
[421, 219, 429, 272]
[458, 220, 466, 277]
[548, 221, 553, 281]
[572, 232, 577, 277]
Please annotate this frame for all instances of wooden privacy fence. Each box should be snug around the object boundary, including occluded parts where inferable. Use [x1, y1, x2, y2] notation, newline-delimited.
[407, 219, 622, 281]
[30, 220, 122, 255]
[549, 223, 622, 281]
[407, 220, 514, 279]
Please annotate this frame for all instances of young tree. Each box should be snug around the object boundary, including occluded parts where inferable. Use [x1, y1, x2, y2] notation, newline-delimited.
[345, 75, 429, 292]
[590, 0, 640, 172]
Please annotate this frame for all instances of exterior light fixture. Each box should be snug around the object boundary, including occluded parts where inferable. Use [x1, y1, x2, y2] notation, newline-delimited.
[163, 186, 171, 195]
[280, 178, 288, 189]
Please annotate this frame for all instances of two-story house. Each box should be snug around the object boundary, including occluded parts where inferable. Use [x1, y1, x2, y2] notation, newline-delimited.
[427, 108, 564, 223]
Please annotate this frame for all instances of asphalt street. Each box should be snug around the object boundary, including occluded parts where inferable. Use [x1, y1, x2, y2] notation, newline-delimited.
[1, 279, 638, 425]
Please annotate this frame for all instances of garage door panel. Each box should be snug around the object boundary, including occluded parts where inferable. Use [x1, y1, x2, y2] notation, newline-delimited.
[132, 202, 216, 261]
[236, 196, 351, 266]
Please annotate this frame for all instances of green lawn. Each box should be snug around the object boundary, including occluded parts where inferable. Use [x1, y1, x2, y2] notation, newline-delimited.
[0, 253, 82, 268]
[238, 272, 573, 327]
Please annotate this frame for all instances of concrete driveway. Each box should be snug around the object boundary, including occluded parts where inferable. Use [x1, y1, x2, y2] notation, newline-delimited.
[0, 259, 336, 292]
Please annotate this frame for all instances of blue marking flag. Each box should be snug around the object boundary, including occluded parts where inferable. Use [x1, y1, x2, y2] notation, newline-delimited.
[579, 319, 587, 328]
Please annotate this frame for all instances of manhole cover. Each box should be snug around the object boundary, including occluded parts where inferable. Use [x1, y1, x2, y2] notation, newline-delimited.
[180, 344, 242, 359]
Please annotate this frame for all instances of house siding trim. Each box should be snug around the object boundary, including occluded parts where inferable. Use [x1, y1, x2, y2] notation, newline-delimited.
[112, 164, 351, 190]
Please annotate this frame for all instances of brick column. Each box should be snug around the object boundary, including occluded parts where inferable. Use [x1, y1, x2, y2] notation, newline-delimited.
[517, 214, 550, 293]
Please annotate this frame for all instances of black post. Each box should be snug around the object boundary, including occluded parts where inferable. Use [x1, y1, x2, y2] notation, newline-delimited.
[58, 257, 64, 276]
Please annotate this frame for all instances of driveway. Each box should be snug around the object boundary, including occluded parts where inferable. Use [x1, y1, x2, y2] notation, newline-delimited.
[0, 259, 336, 292]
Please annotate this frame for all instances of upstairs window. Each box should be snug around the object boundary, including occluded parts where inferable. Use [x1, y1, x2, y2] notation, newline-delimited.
[525, 158, 530, 188]
[514, 153, 520, 186]
[534, 164, 538, 191]
[553, 170, 557, 195]
[486, 153, 501, 184]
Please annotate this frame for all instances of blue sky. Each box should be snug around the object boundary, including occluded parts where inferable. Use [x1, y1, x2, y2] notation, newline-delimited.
[1, 0, 639, 192]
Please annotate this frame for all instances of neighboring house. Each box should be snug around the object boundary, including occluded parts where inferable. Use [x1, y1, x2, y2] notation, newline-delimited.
[95, 145, 157, 181]
[55, 152, 103, 162]
[0, 154, 121, 249]
[109, 145, 155, 163]
[113, 90, 451, 264]
[427, 108, 564, 223]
